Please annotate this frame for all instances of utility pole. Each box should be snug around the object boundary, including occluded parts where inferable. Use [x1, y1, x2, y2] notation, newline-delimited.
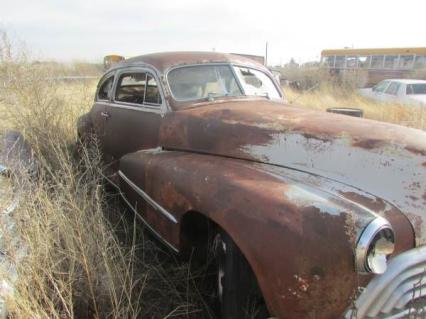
[265, 42, 268, 66]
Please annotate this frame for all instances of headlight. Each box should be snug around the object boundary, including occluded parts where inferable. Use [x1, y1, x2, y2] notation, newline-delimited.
[355, 216, 395, 274]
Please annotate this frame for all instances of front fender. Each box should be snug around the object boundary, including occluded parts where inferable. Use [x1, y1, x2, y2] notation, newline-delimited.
[118, 149, 395, 318]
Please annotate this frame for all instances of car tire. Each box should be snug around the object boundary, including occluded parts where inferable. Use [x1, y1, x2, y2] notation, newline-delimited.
[212, 230, 269, 319]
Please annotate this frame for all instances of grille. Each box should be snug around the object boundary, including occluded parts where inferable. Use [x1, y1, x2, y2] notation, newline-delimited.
[345, 245, 426, 318]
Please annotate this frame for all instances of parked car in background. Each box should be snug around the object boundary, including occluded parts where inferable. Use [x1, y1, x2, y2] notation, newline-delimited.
[359, 79, 426, 106]
[77, 51, 426, 319]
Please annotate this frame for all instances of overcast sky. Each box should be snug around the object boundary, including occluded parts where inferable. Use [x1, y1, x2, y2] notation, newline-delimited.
[1, 0, 425, 65]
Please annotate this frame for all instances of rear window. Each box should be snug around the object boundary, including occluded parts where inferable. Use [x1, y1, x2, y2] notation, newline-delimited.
[406, 84, 426, 95]
[97, 74, 114, 100]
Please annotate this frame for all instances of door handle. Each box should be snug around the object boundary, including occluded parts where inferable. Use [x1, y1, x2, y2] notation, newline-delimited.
[101, 111, 110, 119]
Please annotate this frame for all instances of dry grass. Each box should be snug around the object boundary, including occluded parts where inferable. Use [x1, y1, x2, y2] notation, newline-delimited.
[0, 31, 212, 319]
[285, 85, 426, 131]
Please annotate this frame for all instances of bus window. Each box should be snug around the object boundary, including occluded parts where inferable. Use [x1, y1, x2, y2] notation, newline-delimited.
[398, 55, 414, 69]
[358, 56, 370, 68]
[335, 56, 345, 68]
[414, 56, 426, 69]
[384, 55, 398, 69]
[371, 56, 384, 69]
[323, 56, 335, 67]
[346, 56, 357, 68]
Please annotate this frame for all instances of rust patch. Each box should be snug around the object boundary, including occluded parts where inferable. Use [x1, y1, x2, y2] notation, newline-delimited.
[405, 146, 426, 157]
[405, 213, 423, 240]
[351, 138, 385, 150]
[340, 191, 386, 212]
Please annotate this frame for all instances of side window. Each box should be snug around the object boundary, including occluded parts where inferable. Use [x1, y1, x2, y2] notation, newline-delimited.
[385, 82, 400, 95]
[115, 72, 147, 105]
[97, 75, 114, 101]
[335, 56, 345, 68]
[345, 56, 357, 68]
[144, 75, 162, 105]
[371, 55, 384, 69]
[374, 81, 389, 93]
[384, 55, 398, 69]
[414, 56, 426, 69]
[398, 55, 414, 69]
[115, 71, 162, 106]
[323, 56, 335, 67]
[358, 56, 371, 68]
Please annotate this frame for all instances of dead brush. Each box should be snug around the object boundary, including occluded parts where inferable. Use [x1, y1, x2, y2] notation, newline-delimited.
[0, 30, 212, 318]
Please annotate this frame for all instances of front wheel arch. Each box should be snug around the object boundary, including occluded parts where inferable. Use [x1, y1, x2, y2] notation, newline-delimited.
[179, 210, 269, 318]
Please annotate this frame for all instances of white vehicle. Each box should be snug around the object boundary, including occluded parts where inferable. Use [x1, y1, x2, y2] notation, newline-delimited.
[359, 79, 426, 106]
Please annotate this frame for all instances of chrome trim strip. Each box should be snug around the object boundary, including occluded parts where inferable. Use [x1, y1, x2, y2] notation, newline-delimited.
[119, 192, 179, 253]
[118, 170, 178, 224]
[95, 101, 162, 114]
[355, 216, 393, 273]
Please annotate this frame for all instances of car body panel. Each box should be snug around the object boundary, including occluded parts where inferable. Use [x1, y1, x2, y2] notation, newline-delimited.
[118, 149, 414, 318]
[159, 101, 426, 245]
[104, 104, 162, 159]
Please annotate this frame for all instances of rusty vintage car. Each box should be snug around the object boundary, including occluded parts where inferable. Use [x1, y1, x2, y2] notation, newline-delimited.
[77, 52, 426, 319]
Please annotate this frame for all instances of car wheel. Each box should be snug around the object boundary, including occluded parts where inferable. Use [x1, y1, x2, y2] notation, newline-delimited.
[212, 230, 269, 319]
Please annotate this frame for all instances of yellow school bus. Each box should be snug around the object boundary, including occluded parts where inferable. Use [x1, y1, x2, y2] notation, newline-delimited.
[103, 54, 125, 70]
[321, 47, 426, 86]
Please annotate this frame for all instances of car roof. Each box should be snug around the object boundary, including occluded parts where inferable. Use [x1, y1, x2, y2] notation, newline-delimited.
[384, 79, 426, 84]
[113, 51, 266, 73]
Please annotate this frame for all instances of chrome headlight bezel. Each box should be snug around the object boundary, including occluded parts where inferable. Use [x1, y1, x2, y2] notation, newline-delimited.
[355, 216, 395, 274]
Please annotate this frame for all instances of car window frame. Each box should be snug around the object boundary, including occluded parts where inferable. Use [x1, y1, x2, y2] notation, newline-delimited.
[111, 66, 166, 113]
[96, 71, 116, 102]
[384, 81, 401, 96]
[373, 80, 390, 93]
[165, 62, 282, 103]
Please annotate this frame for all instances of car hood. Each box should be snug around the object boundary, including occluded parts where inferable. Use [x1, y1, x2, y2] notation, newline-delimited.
[160, 100, 426, 244]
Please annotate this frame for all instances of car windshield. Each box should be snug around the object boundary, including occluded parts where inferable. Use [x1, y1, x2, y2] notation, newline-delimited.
[406, 83, 426, 95]
[167, 64, 280, 101]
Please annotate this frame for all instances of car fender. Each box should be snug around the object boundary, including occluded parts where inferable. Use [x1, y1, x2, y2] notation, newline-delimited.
[118, 148, 389, 318]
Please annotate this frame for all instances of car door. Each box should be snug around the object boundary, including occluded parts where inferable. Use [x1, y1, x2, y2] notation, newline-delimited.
[103, 67, 164, 160]
[90, 71, 115, 153]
